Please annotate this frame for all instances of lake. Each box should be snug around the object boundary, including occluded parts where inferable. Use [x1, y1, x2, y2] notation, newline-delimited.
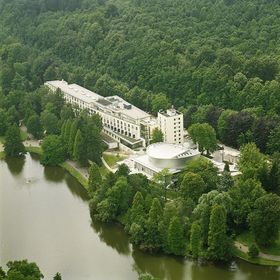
[0, 154, 279, 279]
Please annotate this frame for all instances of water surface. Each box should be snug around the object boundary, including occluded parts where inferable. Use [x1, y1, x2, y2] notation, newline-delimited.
[0, 155, 279, 279]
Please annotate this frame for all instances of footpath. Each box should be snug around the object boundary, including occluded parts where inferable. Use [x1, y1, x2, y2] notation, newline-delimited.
[234, 241, 280, 262]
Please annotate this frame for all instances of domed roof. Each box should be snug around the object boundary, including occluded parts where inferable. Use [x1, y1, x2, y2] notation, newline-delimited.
[147, 143, 199, 160]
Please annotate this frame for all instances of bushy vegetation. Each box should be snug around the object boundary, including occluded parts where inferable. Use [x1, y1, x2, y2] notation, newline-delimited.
[88, 146, 280, 262]
[0, 0, 280, 265]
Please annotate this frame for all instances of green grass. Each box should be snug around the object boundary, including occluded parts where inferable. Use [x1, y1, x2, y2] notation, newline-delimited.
[233, 247, 280, 266]
[60, 162, 88, 190]
[103, 153, 125, 167]
[25, 146, 43, 156]
[0, 151, 5, 160]
[0, 130, 27, 143]
[20, 130, 28, 141]
[99, 165, 109, 178]
[237, 231, 280, 256]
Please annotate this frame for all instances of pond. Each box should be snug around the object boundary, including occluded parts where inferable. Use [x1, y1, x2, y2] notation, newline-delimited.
[0, 154, 279, 279]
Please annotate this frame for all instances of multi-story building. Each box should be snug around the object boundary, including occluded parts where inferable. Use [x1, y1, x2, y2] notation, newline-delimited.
[45, 80, 158, 149]
[158, 108, 184, 144]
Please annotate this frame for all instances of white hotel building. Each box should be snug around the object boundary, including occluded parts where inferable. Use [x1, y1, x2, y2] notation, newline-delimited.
[158, 108, 184, 144]
[45, 80, 183, 149]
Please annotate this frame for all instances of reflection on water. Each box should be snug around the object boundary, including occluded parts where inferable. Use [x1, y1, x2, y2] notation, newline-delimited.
[44, 165, 65, 182]
[91, 220, 131, 255]
[132, 249, 187, 280]
[5, 156, 25, 175]
[65, 173, 89, 201]
[0, 154, 279, 280]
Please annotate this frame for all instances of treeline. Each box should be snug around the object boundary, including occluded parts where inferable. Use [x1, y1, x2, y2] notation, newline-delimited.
[184, 104, 280, 154]
[88, 143, 280, 261]
[1, 0, 280, 151]
[0, 83, 104, 166]
[0, 260, 61, 280]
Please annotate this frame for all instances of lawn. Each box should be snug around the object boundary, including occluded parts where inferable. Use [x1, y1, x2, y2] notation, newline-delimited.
[237, 231, 280, 256]
[0, 151, 5, 160]
[99, 165, 109, 178]
[60, 162, 88, 190]
[20, 130, 28, 141]
[25, 146, 43, 156]
[103, 153, 125, 168]
[0, 136, 5, 144]
[233, 247, 280, 266]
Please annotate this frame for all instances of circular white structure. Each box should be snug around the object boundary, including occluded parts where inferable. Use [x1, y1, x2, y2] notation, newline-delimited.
[146, 143, 200, 169]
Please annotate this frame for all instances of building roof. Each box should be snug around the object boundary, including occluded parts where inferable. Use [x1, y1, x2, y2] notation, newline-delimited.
[45, 80, 151, 122]
[133, 154, 181, 175]
[102, 95, 151, 120]
[45, 80, 102, 104]
[158, 108, 182, 118]
[147, 143, 200, 160]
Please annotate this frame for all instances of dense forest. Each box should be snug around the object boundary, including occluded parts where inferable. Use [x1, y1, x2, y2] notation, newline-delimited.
[1, 0, 280, 153]
[0, 0, 280, 266]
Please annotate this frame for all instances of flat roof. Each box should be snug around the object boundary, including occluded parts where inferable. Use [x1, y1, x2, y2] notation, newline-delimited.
[159, 108, 182, 118]
[147, 143, 200, 160]
[45, 80, 102, 104]
[133, 154, 181, 174]
[46, 80, 152, 121]
[103, 95, 151, 120]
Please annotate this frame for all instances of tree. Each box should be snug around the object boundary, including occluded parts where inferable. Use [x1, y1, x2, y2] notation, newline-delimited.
[158, 201, 179, 252]
[115, 163, 130, 177]
[68, 119, 78, 158]
[151, 127, 163, 143]
[217, 171, 234, 192]
[40, 110, 59, 135]
[180, 172, 206, 203]
[4, 125, 25, 157]
[26, 114, 43, 139]
[188, 123, 217, 155]
[217, 110, 237, 144]
[268, 154, 280, 194]
[207, 205, 232, 262]
[5, 260, 43, 280]
[151, 94, 170, 114]
[88, 162, 102, 192]
[185, 158, 219, 192]
[229, 179, 266, 229]
[0, 109, 8, 135]
[248, 244, 259, 258]
[73, 130, 87, 166]
[128, 192, 146, 228]
[267, 125, 280, 154]
[53, 273, 62, 280]
[238, 143, 269, 187]
[167, 217, 186, 255]
[41, 135, 66, 166]
[129, 222, 144, 245]
[152, 168, 172, 202]
[190, 221, 202, 258]
[96, 177, 132, 222]
[145, 198, 163, 251]
[249, 194, 280, 247]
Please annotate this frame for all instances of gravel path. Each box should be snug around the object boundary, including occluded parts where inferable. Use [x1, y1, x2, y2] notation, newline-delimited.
[235, 241, 280, 261]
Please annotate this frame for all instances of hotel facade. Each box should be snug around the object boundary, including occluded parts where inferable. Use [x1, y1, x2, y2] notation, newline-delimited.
[45, 80, 183, 149]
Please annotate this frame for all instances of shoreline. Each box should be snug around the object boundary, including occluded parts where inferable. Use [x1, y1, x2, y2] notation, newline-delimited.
[2, 147, 280, 267]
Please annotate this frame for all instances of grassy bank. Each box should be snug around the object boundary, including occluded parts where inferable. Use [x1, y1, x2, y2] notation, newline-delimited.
[103, 153, 125, 168]
[25, 146, 89, 190]
[25, 146, 43, 156]
[237, 231, 280, 256]
[60, 162, 88, 190]
[233, 247, 280, 266]
[0, 151, 5, 160]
